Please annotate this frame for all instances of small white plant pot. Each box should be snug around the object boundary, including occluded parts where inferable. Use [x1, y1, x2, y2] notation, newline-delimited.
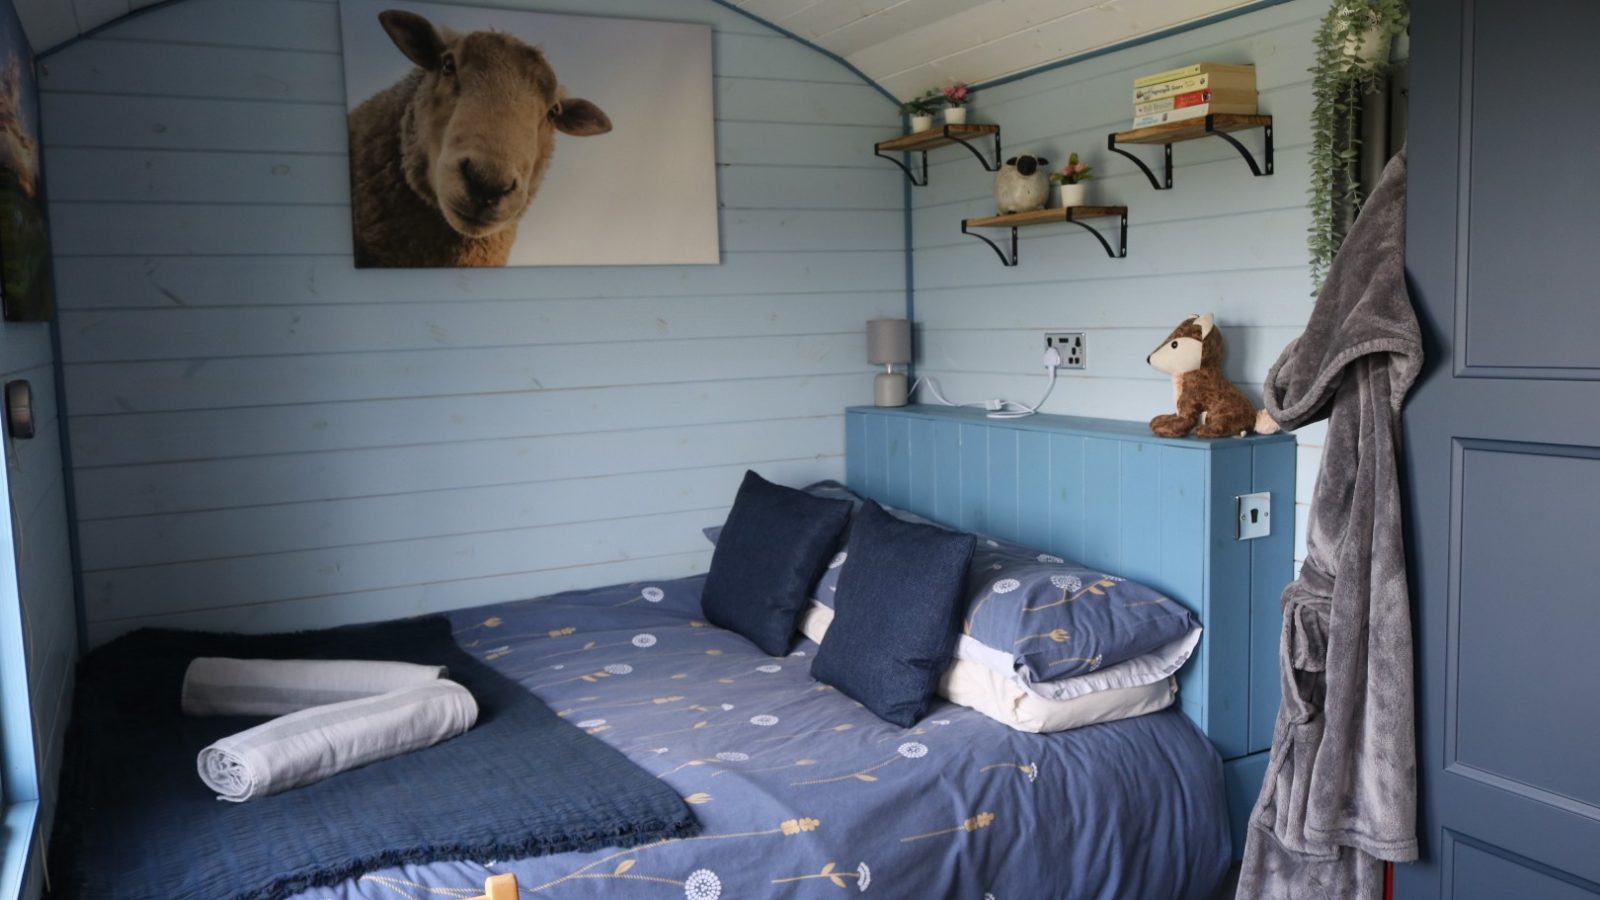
[910, 114, 934, 133]
[944, 106, 968, 125]
[1057, 183, 1087, 208]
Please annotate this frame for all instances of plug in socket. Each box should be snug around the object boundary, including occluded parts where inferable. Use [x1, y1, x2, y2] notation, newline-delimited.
[1044, 332, 1087, 369]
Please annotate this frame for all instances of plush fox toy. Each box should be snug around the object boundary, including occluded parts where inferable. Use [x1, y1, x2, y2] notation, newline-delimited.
[1146, 313, 1280, 438]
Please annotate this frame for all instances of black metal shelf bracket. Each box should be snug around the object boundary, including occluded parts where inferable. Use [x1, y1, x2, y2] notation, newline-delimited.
[961, 220, 1020, 266]
[1106, 116, 1274, 190]
[1068, 211, 1129, 260]
[948, 127, 1003, 172]
[960, 210, 1128, 267]
[875, 146, 929, 186]
[1107, 134, 1173, 190]
[875, 126, 1002, 186]
[1212, 121, 1274, 176]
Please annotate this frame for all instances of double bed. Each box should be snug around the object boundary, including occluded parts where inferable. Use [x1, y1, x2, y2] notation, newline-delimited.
[57, 406, 1292, 899]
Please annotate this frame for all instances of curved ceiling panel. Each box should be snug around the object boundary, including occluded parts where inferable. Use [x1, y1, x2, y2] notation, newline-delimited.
[19, 0, 1265, 99]
[727, 0, 1265, 100]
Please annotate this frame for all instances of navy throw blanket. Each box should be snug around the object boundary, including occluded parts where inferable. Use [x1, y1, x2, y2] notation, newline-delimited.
[52, 617, 699, 900]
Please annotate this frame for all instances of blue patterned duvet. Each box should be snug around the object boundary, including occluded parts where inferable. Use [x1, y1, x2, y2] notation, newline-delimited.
[293, 576, 1229, 900]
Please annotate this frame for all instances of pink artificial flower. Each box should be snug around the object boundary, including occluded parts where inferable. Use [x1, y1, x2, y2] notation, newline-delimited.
[942, 84, 970, 105]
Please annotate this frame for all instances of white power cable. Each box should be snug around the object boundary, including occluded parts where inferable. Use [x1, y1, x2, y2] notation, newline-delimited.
[910, 346, 1062, 420]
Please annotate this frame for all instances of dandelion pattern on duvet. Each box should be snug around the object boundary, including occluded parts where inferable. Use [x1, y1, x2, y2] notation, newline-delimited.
[305, 574, 1225, 900]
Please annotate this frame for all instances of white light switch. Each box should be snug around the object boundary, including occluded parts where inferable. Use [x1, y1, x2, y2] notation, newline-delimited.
[1236, 492, 1271, 540]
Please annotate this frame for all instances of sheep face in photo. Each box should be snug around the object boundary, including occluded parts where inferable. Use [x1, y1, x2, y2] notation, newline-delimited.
[379, 10, 611, 241]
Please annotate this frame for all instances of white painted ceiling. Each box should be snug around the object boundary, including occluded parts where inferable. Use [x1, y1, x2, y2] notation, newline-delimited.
[12, 0, 166, 56]
[727, 0, 1263, 100]
[16, 0, 1259, 101]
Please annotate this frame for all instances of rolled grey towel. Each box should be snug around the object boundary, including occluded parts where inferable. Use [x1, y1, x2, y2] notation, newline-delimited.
[197, 679, 478, 802]
[182, 657, 447, 717]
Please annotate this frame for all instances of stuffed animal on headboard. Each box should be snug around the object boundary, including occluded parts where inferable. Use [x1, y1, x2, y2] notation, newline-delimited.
[1146, 313, 1280, 438]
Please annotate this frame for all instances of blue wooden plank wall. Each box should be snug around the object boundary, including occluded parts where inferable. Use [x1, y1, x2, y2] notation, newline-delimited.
[0, 314, 77, 896]
[35, 0, 908, 644]
[905, 0, 1332, 574]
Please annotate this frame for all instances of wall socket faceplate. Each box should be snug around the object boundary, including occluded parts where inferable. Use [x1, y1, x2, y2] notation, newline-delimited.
[1044, 332, 1086, 369]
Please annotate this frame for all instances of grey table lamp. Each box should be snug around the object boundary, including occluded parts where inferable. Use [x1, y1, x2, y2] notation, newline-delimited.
[867, 318, 911, 407]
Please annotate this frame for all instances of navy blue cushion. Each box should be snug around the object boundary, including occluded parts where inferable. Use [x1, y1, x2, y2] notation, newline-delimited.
[811, 501, 976, 727]
[701, 471, 852, 657]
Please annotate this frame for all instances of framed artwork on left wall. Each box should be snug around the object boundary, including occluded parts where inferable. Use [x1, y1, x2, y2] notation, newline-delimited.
[0, 0, 54, 322]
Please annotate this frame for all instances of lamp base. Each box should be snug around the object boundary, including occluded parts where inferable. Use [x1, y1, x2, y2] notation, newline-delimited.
[874, 372, 908, 407]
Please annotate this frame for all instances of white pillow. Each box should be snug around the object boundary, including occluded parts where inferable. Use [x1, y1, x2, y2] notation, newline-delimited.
[798, 602, 1177, 733]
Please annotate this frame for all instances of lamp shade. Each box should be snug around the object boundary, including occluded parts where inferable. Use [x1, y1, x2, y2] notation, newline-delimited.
[867, 319, 912, 365]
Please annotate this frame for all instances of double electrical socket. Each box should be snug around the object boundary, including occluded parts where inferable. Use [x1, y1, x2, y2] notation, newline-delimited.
[1043, 332, 1087, 369]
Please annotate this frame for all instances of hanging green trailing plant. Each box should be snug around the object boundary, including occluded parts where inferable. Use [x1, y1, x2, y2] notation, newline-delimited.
[1306, 0, 1408, 290]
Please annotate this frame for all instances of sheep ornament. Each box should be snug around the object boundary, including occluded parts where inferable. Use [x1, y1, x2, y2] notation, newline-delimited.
[1146, 313, 1281, 438]
[348, 10, 612, 267]
[993, 154, 1050, 215]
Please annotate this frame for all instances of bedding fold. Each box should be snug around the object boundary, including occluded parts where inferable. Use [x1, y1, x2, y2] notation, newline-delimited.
[198, 679, 478, 802]
[182, 657, 447, 717]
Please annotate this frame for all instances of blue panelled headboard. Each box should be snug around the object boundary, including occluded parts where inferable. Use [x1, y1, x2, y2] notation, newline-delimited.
[845, 404, 1294, 855]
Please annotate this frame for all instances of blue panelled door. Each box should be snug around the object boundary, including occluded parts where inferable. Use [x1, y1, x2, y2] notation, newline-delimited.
[1399, 0, 1600, 896]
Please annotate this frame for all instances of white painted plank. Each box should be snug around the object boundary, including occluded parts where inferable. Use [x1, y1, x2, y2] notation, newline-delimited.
[52, 251, 905, 309]
[62, 333, 867, 412]
[84, 550, 715, 645]
[47, 202, 903, 256]
[43, 40, 346, 102]
[714, 31, 864, 84]
[45, 144, 902, 210]
[39, 91, 351, 152]
[717, 76, 891, 124]
[66, 374, 869, 467]
[95, 1, 345, 51]
[866, 0, 1264, 97]
[58, 293, 891, 362]
[830, 0, 1089, 62]
[917, 325, 1302, 386]
[43, 38, 890, 121]
[72, 415, 844, 519]
[39, 90, 891, 165]
[912, 267, 1316, 331]
[79, 457, 830, 570]
[733, 0, 826, 27]
[778, 0, 905, 41]
[82, 507, 719, 622]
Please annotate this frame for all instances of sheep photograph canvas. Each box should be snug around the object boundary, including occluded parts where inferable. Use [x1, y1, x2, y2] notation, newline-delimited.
[339, 0, 718, 267]
[0, 0, 53, 321]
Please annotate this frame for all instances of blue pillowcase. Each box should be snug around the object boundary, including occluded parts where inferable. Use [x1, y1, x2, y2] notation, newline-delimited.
[810, 501, 976, 727]
[960, 537, 1196, 681]
[794, 485, 1197, 682]
[700, 471, 852, 657]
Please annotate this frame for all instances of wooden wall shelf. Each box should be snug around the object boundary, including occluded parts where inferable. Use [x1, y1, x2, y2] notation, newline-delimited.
[875, 124, 1001, 186]
[960, 206, 1128, 266]
[1107, 113, 1273, 190]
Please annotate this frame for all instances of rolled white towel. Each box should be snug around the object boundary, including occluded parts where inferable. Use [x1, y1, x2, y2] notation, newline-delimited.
[197, 679, 478, 802]
[182, 657, 447, 717]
